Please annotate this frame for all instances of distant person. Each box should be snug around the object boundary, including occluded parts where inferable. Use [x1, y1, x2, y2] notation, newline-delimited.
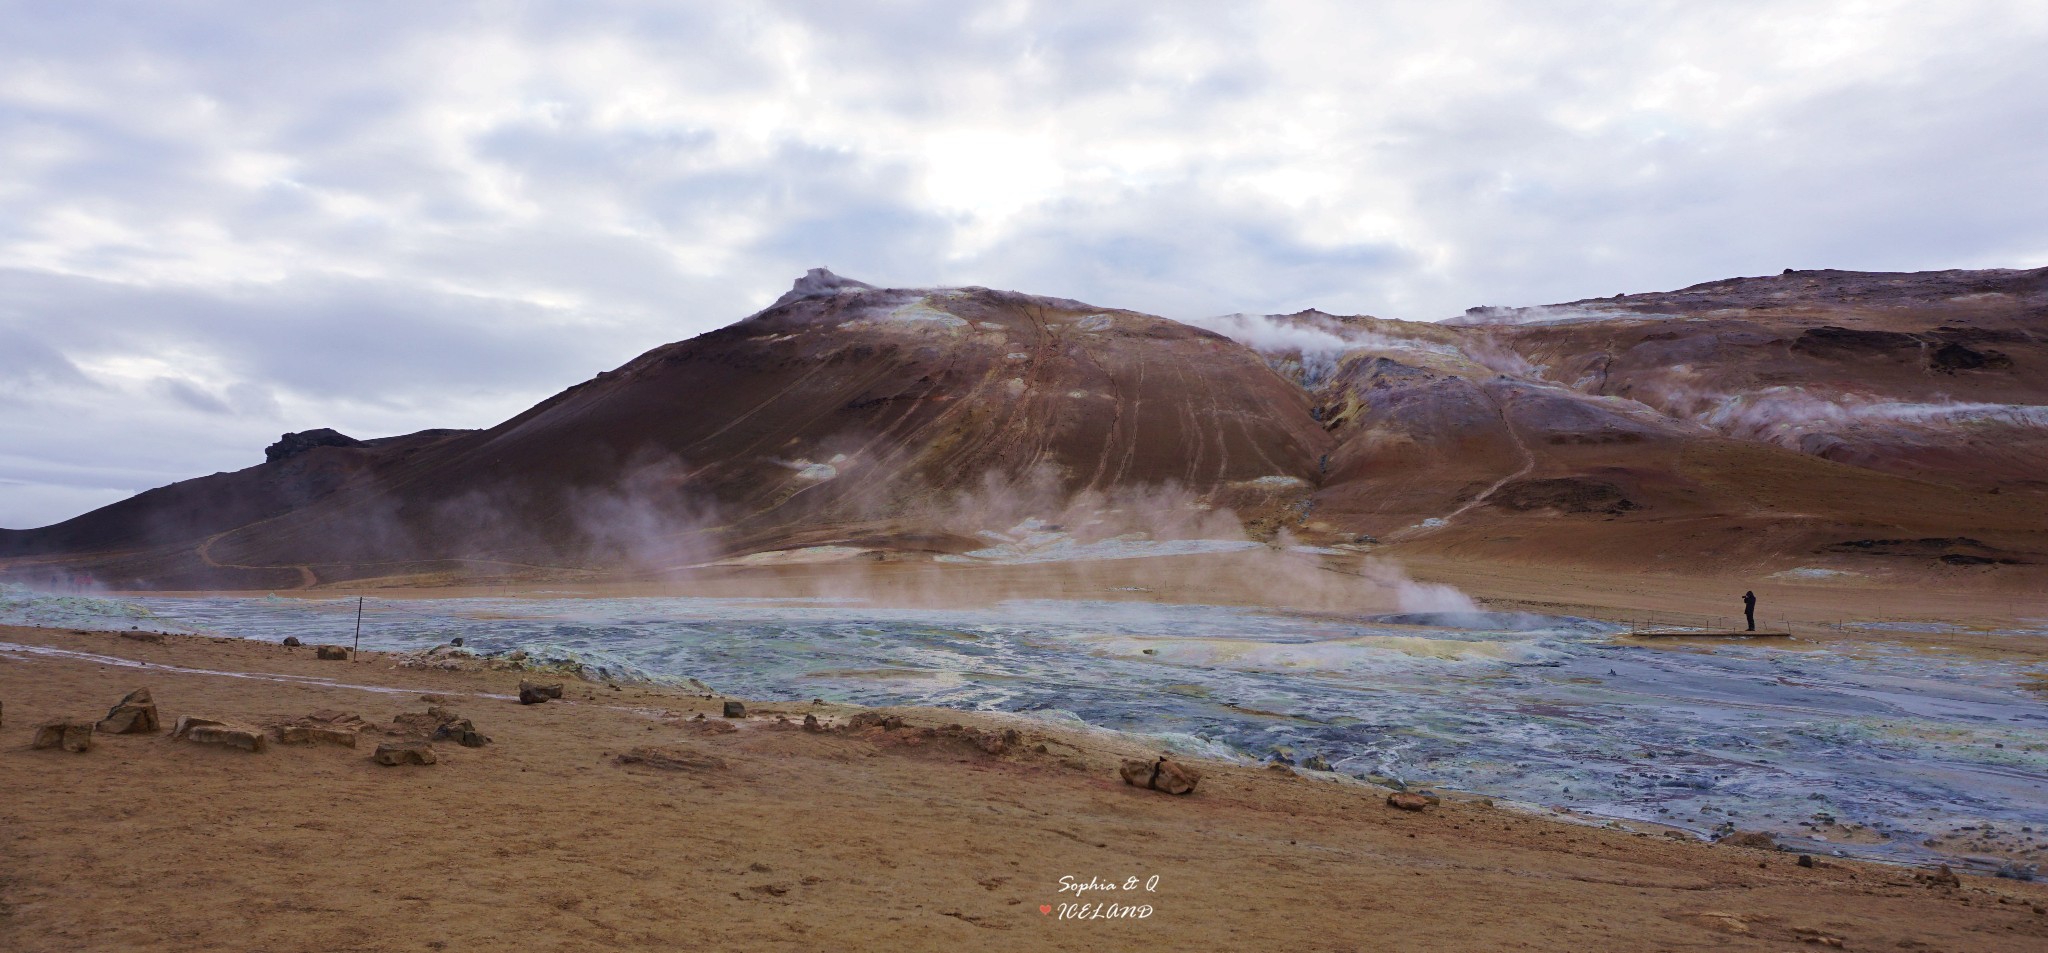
[1743, 590, 1757, 632]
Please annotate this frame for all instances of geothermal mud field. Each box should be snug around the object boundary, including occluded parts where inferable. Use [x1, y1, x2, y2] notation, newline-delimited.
[5, 584, 2044, 875]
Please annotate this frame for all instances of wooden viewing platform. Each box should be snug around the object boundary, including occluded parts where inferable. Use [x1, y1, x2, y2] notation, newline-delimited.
[1626, 629, 1791, 638]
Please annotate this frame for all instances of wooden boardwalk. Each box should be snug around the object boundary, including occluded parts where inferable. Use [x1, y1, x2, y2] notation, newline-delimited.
[1626, 629, 1791, 638]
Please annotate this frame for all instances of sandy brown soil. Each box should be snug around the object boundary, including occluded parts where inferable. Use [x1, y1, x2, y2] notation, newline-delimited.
[4, 624, 2045, 952]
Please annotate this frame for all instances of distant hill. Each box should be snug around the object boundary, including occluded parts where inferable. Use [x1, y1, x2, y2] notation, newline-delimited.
[5, 265, 2044, 589]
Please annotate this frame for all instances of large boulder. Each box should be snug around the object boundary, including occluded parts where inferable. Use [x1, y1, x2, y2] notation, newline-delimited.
[97, 688, 160, 734]
[32, 719, 95, 753]
[373, 741, 437, 766]
[1119, 757, 1202, 795]
[172, 715, 268, 752]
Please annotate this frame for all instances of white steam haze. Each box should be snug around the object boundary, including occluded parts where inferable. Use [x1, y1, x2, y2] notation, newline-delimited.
[4, 1, 2048, 527]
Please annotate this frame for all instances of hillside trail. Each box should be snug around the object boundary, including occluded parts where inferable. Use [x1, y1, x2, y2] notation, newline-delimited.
[197, 526, 318, 588]
[1386, 392, 1536, 542]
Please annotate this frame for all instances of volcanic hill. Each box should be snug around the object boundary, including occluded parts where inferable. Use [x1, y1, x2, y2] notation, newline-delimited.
[3, 265, 2045, 590]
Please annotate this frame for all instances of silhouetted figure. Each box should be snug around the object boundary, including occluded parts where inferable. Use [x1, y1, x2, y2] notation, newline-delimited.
[1743, 590, 1757, 632]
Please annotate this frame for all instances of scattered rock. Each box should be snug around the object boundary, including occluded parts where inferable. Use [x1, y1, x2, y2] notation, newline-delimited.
[1920, 864, 1963, 888]
[97, 688, 160, 734]
[848, 711, 905, 731]
[373, 741, 437, 766]
[972, 727, 1023, 756]
[1118, 757, 1201, 795]
[1387, 792, 1437, 812]
[615, 746, 727, 772]
[518, 681, 564, 705]
[315, 645, 350, 661]
[1718, 831, 1777, 850]
[282, 636, 302, 647]
[173, 716, 268, 752]
[32, 719, 95, 752]
[434, 718, 491, 748]
[1303, 754, 1333, 772]
[273, 723, 361, 747]
[722, 700, 746, 719]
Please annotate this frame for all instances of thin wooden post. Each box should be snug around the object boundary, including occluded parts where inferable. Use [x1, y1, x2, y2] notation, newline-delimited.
[353, 596, 364, 655]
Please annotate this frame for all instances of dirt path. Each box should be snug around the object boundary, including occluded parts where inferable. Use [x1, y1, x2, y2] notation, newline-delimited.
[1389, 390, 1538, 541]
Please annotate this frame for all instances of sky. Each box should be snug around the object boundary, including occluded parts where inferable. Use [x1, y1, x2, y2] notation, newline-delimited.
[3, 0, 2047, 529]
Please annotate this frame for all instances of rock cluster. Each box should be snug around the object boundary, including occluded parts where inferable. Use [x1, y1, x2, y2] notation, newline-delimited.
[389, 706, 491, 747]
[1119, 757, 1202, 795]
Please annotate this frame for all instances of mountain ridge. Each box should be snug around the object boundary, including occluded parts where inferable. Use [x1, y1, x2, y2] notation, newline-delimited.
[4, 265, 2045, 590]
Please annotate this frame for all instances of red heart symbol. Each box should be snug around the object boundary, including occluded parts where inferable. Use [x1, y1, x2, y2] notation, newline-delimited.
[1039, 905, 1052, 915]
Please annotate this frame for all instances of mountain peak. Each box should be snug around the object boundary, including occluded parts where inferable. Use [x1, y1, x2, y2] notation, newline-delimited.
[773, 267, 876, 308]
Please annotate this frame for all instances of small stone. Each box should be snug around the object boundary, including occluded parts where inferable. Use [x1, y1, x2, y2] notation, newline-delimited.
[97, 688, 160, 734]
[802, 713, 823, 732]
[315, 645, 350, 660]
[1303, 754, 1333, 772]
[1922, 864, 1963, 888]
[722, 700, 746, 719]
[518, 681, 564, 705]
[32, 719, 95, 753]
[282, 636, 302, 647]
[1387, 792, 1436, 811]
[1797, 854, 1815, 868]
[373, 741, 437, 766]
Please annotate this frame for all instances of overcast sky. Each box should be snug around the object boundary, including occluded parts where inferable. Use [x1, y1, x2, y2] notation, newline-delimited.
[4, 1, 2046, 528]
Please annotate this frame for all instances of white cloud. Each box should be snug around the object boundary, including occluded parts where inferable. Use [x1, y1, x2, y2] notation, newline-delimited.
[2, 0, 2046, 526]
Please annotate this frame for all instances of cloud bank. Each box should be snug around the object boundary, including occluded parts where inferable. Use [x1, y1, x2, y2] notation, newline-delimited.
[4, 1, 2047, 526]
